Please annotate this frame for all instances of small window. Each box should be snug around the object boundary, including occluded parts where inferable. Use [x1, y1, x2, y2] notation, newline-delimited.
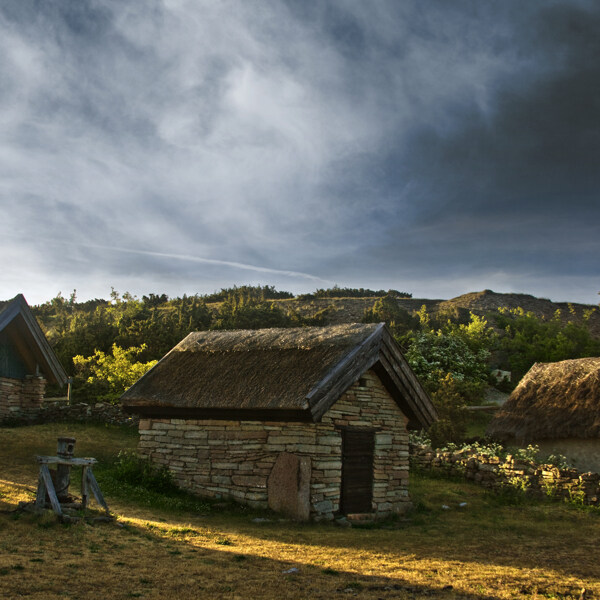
[358, 377, 368, 388]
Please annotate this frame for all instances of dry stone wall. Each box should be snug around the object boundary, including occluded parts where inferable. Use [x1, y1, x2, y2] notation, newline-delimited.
[138, 370, 410, 520]
[0, 397, 138, 427]
[410, 443, 600, 506]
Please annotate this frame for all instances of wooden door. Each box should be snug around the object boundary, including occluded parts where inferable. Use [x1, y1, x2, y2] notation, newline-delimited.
[340, 429, 374, 514]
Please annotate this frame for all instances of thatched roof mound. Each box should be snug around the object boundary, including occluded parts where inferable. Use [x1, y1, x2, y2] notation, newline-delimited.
[122, 323, 436, 427]
[487, 358, 600, 440]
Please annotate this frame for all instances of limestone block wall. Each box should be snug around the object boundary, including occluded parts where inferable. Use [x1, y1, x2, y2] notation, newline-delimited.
[0, 375, 45, 420]
[137, 370, 410, 520]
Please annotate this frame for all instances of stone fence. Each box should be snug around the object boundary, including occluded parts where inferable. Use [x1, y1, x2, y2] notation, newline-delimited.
[410, 443, 600, 507]
[0, 399, 138, 428]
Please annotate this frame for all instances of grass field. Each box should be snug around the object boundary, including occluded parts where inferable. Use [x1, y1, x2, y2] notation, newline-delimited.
[1, 423, 599, 599]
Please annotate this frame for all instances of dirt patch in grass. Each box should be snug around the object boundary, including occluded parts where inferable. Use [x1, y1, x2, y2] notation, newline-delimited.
[0, 424, 599, 599]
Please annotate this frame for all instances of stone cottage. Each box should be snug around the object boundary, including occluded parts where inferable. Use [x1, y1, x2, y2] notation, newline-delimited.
[487, 357, 600, 473]
[121, 323, 437, 520]
[0, 294, 67, 420]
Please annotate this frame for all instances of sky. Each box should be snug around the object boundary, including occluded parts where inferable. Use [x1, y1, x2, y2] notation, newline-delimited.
[1, 0, 599, 305]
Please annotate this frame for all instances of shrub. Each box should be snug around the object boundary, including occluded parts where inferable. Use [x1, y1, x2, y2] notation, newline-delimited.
[406, 323, 491, 404]
[513, 444, 540, 463]
[109, 451, 175, 493]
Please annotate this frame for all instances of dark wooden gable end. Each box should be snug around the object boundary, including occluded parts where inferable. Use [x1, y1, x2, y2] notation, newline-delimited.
[0, 295, 67, 386]
[122, 323, 437, 430]
[305, 324, 437, 429]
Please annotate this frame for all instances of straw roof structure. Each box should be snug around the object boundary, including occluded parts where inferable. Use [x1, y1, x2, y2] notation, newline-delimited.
[0, 294, 67, 386]
[487, 357, 600, 440]
[121, 323, 436, 427]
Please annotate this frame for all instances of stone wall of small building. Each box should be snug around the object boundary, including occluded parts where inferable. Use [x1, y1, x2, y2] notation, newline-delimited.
[137, 370, 410, 520]
[0, 375, 45, 420]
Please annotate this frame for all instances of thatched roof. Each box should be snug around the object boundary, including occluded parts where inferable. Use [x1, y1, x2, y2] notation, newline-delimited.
[0, 294, 67, 386]
[121, 323, 436, 427]
[487, 357, 600, 440]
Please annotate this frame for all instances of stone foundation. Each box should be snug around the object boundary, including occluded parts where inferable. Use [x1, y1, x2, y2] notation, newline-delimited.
[0, 375, 45, 420]
[138, 370, 410, 520]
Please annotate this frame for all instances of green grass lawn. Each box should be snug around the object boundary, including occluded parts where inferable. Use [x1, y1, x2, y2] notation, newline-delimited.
[1, 423, 599, 600]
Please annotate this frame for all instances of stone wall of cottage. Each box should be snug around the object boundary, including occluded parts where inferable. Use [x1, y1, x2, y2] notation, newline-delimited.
[137, 370, 410, 520]
[0, 375, 45, 420]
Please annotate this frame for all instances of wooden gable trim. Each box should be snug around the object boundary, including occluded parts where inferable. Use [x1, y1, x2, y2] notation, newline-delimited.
[306, 324, 384, 422]
[374, 332, 437, 429]
[307, 324, 436, 429]
[0, 295, 67, 386]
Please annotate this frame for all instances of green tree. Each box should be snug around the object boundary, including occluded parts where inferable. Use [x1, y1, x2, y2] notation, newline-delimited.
[72, 344, 157, 403]
[495, 307, 600, 381]
[427, 374, 468, 448]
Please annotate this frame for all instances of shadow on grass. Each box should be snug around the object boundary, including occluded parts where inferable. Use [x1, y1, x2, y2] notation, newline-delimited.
[176, 471, 600, 585]
[0, 510, 509, 600]
[3, 424, 599, 595]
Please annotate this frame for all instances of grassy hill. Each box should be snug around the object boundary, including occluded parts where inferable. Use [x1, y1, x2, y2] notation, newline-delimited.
[270, 289, 600, 336]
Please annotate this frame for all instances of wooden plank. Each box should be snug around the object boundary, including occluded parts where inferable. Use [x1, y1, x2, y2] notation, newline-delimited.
[379, 335, 438, 425]
[35, 456, 97, 466]
[380, 332, 437, 421]
[6, 321, 37, 375]
[34, 471, 46, 510]
[306, 324, 384, 404]
[340, 430, 374, 514]
[20, 302, 68, 386]
[81, 466, 89, 509]
[86, 469, 110, 514]
[374, 353, 426, 427]
[40, 464, 62, 516]
[310, 347, 380, 421]
[309, 332, 383, 421]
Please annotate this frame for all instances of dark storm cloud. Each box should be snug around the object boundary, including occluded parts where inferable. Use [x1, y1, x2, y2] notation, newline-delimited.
[0, 0, 598, 303]
[320, 0, 600, 292]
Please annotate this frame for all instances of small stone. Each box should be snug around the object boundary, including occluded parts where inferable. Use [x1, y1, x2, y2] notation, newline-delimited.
[282, 567, 299, 574]
[441, 505, 450, 510]
[335, 517, 352, 528]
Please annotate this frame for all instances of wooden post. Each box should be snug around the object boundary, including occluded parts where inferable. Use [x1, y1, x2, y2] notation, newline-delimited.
[56, 437, 76, 501]
[40, 464, 62, 516]
[34, 472, 46, 511]
[81, 466, 89, 509]
[86, 469, 110, 515]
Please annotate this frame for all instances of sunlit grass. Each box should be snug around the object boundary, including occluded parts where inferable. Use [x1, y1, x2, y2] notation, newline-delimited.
[0, 423, 599, 599]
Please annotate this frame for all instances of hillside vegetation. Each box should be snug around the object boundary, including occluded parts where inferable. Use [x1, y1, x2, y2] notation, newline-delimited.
[31, 286, 600, 446]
